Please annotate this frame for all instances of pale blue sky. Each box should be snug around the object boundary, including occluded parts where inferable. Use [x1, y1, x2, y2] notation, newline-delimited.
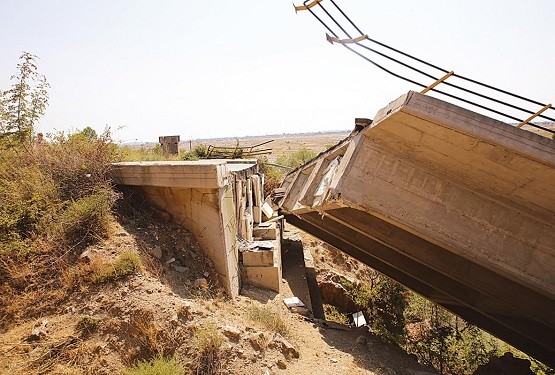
[1, 1, 553, 142]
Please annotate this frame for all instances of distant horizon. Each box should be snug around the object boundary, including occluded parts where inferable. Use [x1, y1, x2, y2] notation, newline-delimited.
[2, 1, 553, 141]
[118, 128, 352, 145]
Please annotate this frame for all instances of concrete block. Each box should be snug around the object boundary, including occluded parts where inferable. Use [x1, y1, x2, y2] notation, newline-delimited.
[242, 266, 280, 293]
[253, 223, 277, 240]
[243, 250, 274, 267]
[253, 206, 262, 224]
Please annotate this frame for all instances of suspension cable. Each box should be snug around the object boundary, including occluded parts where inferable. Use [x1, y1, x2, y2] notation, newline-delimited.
[297, 0, 555, 133]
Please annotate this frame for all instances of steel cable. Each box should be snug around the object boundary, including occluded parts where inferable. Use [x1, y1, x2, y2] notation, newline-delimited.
[300, 0, 554, 133]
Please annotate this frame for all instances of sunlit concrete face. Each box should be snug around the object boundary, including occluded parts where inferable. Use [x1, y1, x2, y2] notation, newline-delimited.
[112, 160, 258, 297]
[279, 91, 555, 366]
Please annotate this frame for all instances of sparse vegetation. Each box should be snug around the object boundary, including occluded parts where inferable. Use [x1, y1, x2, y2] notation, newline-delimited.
[182, 143, 208, 161]
[188, 324, 226, 375]
[247, 304, 289, 338]
[275, 146, 317, 169]
[90, 251, 142, 284]
[124, 356, 185, 375]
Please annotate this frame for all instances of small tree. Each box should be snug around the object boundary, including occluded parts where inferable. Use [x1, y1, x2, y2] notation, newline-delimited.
[0, 52, 49, 147]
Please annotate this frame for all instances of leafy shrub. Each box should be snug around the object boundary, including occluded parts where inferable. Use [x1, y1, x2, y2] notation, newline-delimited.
[275, 147, 317, 169]
[182, 143, 208, 161]
[368, 278, 407, 343]
[124, 357, 185, 375]
[404, 294, 500, 375]
[57, 188, 116, 246]
[90, 251, 141, 284]
[323, 304, 348, 324]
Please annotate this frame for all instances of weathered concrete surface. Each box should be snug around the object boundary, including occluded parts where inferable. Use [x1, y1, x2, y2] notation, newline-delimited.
[279, 91, 555, 366]
[112, 160, 257, 297]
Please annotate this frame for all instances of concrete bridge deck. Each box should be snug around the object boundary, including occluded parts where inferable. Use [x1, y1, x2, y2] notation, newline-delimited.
[278, 91, 555, 366]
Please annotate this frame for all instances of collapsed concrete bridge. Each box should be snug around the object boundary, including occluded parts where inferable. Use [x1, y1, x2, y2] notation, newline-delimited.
[277, 91, 555, 366]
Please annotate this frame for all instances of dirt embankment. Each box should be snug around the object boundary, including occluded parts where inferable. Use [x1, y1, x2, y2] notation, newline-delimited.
[1, 198, 436, 375]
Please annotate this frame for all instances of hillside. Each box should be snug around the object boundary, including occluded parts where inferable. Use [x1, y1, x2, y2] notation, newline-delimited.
[0, 195, 437, 374]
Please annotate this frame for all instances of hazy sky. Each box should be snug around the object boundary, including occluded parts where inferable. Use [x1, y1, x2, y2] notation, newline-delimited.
[1, 1, 553, 142]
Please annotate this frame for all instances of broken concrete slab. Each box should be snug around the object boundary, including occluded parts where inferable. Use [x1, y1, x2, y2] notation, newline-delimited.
[242, 250, 275, 267]
[279, 91, 555, 366]
[253, 223, 277, 240]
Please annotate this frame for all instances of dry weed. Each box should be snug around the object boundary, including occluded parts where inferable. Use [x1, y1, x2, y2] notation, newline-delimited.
[126, 309, 177, 362]
[188, 323, 226, 375]
[247, 305, 290, 338]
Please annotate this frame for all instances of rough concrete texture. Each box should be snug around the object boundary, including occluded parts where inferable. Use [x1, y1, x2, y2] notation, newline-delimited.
[112, 160, 234, 189]
[112, 160, 258, 297]
[279, 91, 555, 366]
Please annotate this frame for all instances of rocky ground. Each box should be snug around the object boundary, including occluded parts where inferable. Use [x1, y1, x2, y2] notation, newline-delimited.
[0, 199, 436, 375]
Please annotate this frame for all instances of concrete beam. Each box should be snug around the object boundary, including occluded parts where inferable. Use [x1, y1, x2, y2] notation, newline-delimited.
[279, 91, 555, 366]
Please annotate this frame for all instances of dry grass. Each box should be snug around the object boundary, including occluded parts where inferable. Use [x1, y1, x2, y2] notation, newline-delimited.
[188, 324, 226, 375]
[247, 305, 290, 338]
[124, 356, 185, 375]
[126, 309, 178, 362]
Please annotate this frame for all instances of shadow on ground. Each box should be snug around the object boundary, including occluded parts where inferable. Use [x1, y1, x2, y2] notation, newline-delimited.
[281, 229, 437, 375]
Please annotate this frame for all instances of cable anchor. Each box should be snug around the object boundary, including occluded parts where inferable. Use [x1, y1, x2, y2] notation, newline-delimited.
[326, 33, 368, 44]
[293, 0, 324, 13]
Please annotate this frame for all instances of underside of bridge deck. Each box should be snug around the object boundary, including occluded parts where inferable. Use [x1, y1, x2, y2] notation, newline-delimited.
[278, 91, 555, 366]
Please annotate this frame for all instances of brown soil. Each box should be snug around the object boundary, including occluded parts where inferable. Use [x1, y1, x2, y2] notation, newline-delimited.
[187, 131, 351, 162]
[0, 197, 437, 374]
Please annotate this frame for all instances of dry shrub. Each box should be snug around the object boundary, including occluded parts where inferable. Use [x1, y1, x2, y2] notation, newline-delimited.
[0, 128, 119, 328]
[188, 324, 226, 375]
[37, 129, 118, 200]
[126, 309, 177, 361]
[247, 305, 289, 338]
[76, 315, 100, 337]
[124, 356, 185, 375]
[24, 336, 81, 374]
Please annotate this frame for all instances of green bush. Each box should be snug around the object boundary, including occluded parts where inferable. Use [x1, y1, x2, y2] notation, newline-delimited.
[339, 275, 407, 343]
[91, 251, 142, 284]
[58, 188, 116, 246]
[275, 147, 316, 169]
[124, 357, 185, 375]
[323, 304, 348, 324]
[182, 143, 208, 161]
